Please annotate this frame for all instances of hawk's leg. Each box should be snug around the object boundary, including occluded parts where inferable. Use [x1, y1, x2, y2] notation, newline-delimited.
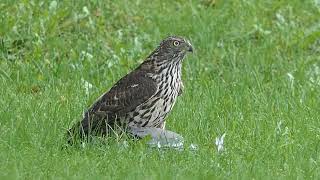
[128, 127, 184, 148]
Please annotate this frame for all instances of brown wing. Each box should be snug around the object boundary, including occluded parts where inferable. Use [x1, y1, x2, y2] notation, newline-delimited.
[90, 70, 157, 116]
[69, 69, 157, 139]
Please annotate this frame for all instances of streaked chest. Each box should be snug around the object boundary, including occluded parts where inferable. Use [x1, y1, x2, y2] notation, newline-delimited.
[128, 62, 182, 127]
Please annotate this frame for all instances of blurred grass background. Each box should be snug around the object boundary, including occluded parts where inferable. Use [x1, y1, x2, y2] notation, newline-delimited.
[0, 0, 320, 179]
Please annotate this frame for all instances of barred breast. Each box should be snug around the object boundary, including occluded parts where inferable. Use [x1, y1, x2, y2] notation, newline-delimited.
[127, 62, 182, 128]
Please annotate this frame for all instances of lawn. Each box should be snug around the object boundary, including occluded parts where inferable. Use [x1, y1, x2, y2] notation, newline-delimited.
[1, 0, 320, 179]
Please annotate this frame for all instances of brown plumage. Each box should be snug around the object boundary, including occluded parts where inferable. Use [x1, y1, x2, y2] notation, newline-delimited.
[67, 36, 193, 143]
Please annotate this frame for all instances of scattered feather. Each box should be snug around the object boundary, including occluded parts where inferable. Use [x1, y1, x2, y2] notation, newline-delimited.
[215, 133, 226, 152]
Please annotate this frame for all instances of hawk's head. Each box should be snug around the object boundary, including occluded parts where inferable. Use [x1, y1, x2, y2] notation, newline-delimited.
[146, 36, 193, 64]
[159, 36, 193, 54]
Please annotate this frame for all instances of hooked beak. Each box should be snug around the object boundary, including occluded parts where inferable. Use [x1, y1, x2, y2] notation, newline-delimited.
[188, 45, 193, 53]
[186, 40, 193, 53]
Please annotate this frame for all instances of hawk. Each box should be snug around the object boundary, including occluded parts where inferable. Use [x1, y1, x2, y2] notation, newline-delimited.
[67, 36, 193, 144]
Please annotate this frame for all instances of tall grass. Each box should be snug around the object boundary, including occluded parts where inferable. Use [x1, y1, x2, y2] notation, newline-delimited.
[1, 0, 320, 179]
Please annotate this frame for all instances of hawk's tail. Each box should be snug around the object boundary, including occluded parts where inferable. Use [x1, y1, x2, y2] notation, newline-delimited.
[65, 117, 107, 145]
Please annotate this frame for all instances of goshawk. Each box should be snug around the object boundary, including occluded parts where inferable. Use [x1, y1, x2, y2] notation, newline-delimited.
[67, 36, 193, 144]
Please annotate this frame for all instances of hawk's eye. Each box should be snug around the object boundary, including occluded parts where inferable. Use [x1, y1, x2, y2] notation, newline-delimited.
[173, 41, 180, 47]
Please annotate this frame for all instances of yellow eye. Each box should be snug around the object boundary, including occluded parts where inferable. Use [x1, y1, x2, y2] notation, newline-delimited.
[173, 41, 180, 46]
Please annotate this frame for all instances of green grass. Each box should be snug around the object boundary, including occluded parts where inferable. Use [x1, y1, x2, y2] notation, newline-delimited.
[1, 0, 320, 179]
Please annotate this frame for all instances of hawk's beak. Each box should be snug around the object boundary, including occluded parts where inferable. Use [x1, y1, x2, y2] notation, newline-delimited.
[186, 40, 193, 53]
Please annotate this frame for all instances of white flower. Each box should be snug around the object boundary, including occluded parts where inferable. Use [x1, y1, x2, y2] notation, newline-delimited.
[287, 73, 294, 81]
[287, 72, 295, 89]
[189, 143, 199, 151]
[81, 78, 93, 95]
[253, 24, 272, 35]
[82, 6, 90, 16]
[81, 51, 93, 59]
[49, 1, 57, 11]
[215, 133, 226, 152]
[276, 120, 283, 134]
[121, 141, 129, 149]
[276, 13, 286, 24]
[308, 64, 320, 87]
[81, 142, 86, 148]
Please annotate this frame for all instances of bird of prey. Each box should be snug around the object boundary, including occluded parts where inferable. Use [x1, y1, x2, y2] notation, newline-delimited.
[67, 36, 193, 144]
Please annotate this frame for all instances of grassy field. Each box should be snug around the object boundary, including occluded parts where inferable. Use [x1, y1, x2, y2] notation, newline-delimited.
[1, 0, 320, 179]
